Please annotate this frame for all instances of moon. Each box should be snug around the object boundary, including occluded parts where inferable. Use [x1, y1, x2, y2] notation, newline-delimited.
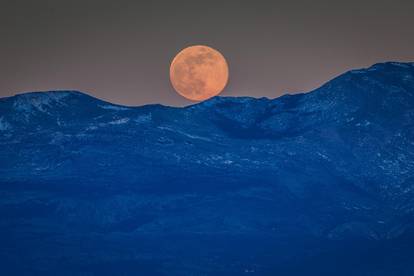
[170, 45, 229, 101]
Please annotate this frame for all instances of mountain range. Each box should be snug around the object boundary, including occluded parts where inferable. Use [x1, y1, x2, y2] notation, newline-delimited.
[1, 62, 414, 275]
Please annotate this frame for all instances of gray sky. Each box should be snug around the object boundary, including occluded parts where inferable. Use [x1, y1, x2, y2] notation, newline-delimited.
[1, 0, 413, 106]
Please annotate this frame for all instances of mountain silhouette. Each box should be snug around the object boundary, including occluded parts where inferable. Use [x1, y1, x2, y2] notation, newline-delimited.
[1, 62, 414, 275]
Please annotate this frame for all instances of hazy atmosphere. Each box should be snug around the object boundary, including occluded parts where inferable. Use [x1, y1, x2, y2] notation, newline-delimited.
[1, 0, 413, 106]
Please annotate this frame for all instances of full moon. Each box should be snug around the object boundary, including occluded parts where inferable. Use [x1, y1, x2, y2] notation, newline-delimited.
[170, 45, 229, 101]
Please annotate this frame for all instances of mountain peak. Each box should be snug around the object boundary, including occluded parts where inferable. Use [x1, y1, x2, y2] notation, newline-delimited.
[8, 90, 80, 111]
[345, 61, 414, 75]
[306, 61, 414, 103]
[8, 90, 87, 101]
[0, 91, 104, 118]
[0, 90, 130, 114]
[369, 61, 414, 69]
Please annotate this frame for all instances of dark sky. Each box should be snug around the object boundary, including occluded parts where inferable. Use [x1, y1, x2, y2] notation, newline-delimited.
[1, 0, 413, 106]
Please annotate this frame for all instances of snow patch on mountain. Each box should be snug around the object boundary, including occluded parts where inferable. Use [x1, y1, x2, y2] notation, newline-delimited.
[158, 125, 212, 141]
[133, 114, 152, 124]
[108, 118, 130, 125]
[99, 104, 131, 111]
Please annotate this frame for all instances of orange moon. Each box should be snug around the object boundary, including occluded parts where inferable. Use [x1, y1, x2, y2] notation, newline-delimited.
[170, 45, 229, 101]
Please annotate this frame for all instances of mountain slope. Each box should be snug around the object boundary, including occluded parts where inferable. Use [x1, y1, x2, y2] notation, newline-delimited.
[0, 62, 414, 275]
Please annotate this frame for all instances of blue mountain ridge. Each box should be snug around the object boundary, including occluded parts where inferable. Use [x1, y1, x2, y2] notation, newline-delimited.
[0, 61, 414, 275]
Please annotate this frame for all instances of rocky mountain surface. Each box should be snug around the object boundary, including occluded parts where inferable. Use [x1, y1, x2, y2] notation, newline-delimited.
[1, 62, 414, 275]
